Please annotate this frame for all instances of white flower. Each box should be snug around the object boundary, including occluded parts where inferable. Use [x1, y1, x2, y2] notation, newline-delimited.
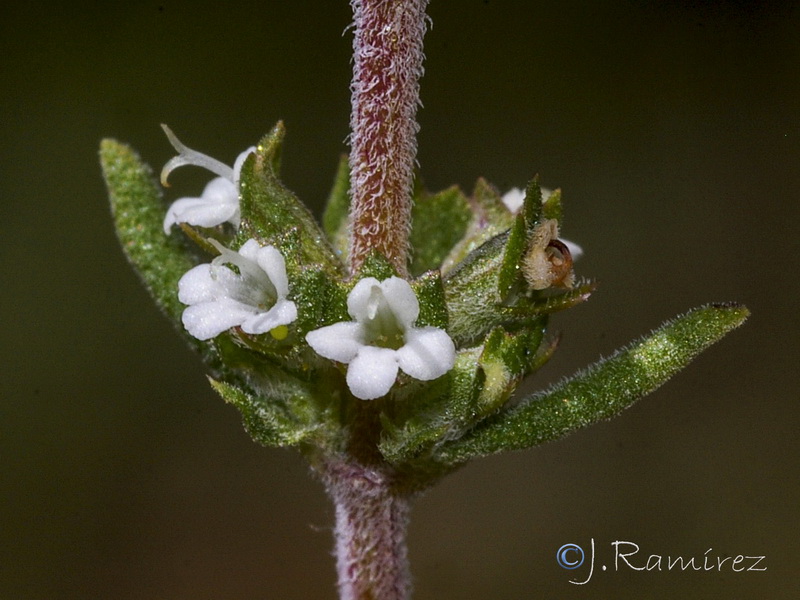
[500, 186, 534, 214]
[501, 187, 583, 260]
[160, 124, 255, 234]
[305, 277, 456, 400]
[178, 239, 297, 341]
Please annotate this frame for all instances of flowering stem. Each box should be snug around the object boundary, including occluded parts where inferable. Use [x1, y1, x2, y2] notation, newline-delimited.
[322, 459, 412, 600]
[348, 0, 429, 277]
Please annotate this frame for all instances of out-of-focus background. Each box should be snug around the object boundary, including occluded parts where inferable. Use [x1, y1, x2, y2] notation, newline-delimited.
[2, 1, 798, 598]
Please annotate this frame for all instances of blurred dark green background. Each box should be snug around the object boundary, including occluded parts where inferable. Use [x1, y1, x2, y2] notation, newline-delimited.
[2, 1, 798, 598]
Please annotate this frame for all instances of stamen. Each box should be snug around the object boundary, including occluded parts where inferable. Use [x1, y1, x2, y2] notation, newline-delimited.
[160, 124, 235, 186]
[208, 239, 276, 299]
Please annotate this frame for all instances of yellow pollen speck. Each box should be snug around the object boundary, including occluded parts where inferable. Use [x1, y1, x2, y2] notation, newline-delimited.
[270, 325, 289, 340]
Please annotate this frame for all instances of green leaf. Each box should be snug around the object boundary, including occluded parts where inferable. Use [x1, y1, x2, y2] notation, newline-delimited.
[209, 377, 321, 448]
[521, 177, 543, 228]
[433, 303, 749, 464]
[355, 250, 398, 281]
[497, 213, 527, 298]
[290, 267, 349, 335]
[411, 270, 449, 329]
[541, 188, 563, 224]
[504, 280, 597, 319]
[443, 231, 507, 345]
[380, 319, 548, 464]
[409, 185, 472, 276]
[321, 154, 350, 261]
[237, 122, 343, 273]
[100, 139, 215, 357]
[379, 347, 484, 463]
[440, 178, 513, 274]
[101, 139, 190, 322]
[473, 177, 511, 226]
[480, 319, 548, 379]
[444, 230, 593, 346]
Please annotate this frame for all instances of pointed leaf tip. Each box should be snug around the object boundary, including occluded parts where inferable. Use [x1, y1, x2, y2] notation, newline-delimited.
[100, 138, 195, 325]
[433, 303, 748, 464]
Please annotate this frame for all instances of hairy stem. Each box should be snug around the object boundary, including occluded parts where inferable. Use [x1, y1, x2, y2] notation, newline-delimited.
[322, 460, 412, 600]
[348, 0, 429, 277]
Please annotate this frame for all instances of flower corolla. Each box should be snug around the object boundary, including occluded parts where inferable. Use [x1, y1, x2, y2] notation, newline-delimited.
[501, 187, 583, 260]
[161, 124, 255, 234]
[306, 277, 456, 400]
[178, 239, 297, 341]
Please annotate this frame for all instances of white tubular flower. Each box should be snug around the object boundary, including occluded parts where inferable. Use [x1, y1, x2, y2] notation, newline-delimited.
[306, 277, 456, 400]
[161, 124, 255, 234]
[501, 187, 583, 260]
[177, 239, 297, 341]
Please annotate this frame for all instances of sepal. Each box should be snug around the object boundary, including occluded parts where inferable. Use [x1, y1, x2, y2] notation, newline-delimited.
[410, 270, 449, 330]
[237, 122, 342, 274]
[443, 231, 508, 345]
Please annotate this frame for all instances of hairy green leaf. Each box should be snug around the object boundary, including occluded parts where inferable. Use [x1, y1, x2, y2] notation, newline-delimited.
[433, 303, 749, 464]
[209, 378, 321, 448]
[521, 177, 543, 228]
[99, 139, 219, 362]
[497, 213, 527, 298]
[321, 154, 351, 261]
[541, 188, 563, 224]
[409, 185, 471, 276]
[440, 178, 513, 274]
[381, 319, 548, 464]
[379, 348, 484, 462]
[411, 270, 449, 330]
[238, 123, 342, 273]
[101, 139, 191, 322]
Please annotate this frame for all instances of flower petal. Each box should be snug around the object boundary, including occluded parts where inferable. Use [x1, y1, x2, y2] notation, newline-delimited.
[162, 178, 238, 233]
[181, 297, 256, 340]
[206, 265, 250, 300]
[502, 186, 554, 214]
[396, 326, 456, 381]
[346, 277, 382, 319]
[177, 265, 220, 304]
[562, 238, 583, 261]
[232, 147, 256, 184]
[241, 299, 298, 334]
[346, 346, 399, 400]
[305, 322, 364, 363]
[199, 177, 238, 204]
[236, 239, 262, 262]
[501, 187, 525, 213]
[255, 245, 290, 297]
[379, 277, 419, 326]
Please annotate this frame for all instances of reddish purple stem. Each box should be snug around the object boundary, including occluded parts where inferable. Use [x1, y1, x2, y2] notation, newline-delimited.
[348, 0, 429, 276]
